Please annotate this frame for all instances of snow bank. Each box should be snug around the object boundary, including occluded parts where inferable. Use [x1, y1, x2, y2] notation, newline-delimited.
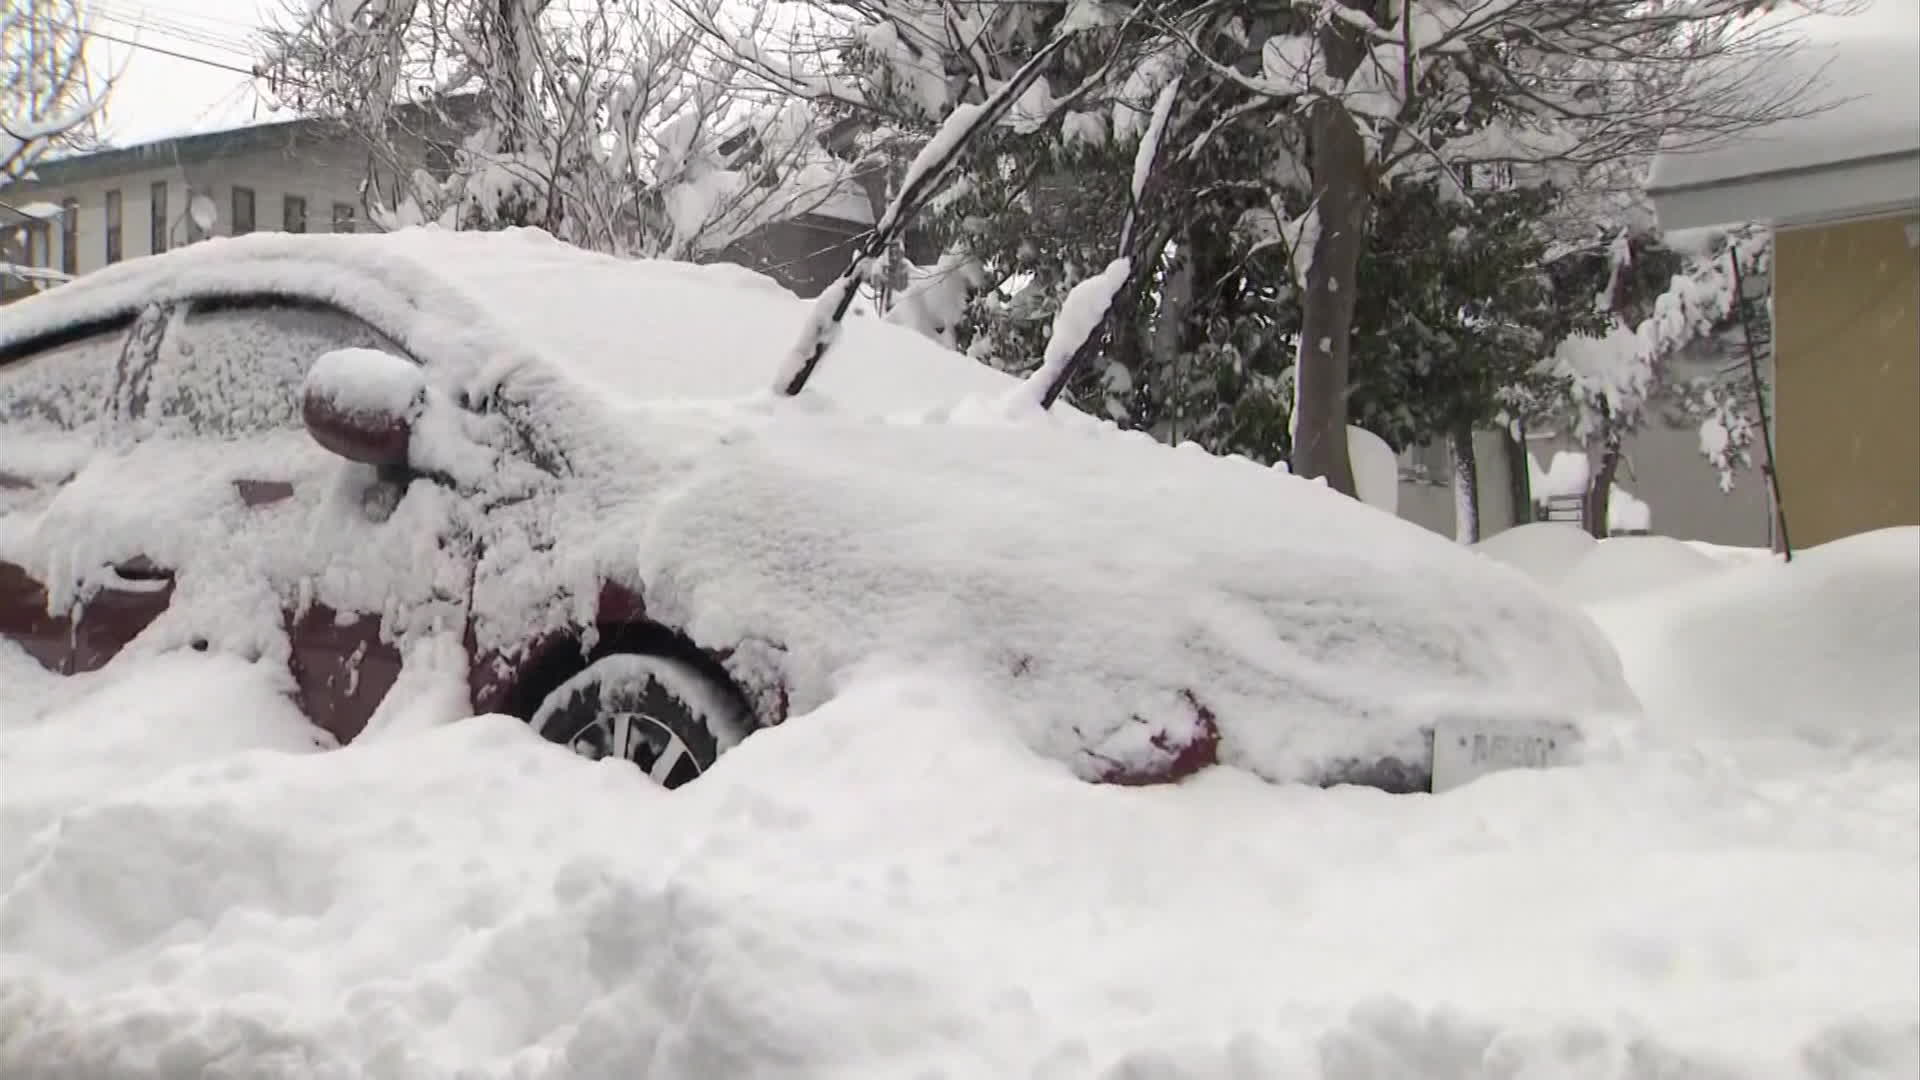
[1347, 425, 1399, 515]
[1556, 535, 1723, 606]
[1480, 529, 1760, 605]
[2, 650, 1915, 1078]
[1684, 538, 1780, 568]
[1586, 527, 1920, 753]
[1473, 523, 1598, 586]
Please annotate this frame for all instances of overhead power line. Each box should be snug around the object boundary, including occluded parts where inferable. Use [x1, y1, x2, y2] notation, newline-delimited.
[48, 18, 275, 82]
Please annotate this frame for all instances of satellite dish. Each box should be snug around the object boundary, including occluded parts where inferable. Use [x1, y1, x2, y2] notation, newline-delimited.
[189, 194, 218, 230]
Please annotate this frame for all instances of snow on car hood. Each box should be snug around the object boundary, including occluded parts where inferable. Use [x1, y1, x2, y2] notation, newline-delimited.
[0, 228, 1640, 785]
[602, 396, 1641, 784]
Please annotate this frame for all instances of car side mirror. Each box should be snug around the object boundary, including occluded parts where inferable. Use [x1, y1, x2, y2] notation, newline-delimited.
[301, 348, 428, 467]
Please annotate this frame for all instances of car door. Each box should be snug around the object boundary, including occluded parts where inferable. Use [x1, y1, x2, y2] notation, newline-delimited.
[0, 315, 139, 673]
[132, 294, 468, 744]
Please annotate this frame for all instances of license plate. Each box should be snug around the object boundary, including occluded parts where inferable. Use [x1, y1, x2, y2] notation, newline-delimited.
[1430, 717, 1581, 793]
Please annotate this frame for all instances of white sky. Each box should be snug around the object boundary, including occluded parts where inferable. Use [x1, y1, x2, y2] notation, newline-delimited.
[80, 0, 289, 147]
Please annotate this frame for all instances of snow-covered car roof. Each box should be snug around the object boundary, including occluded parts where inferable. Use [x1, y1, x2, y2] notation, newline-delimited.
[1, 227, 1640, 787]
[0, 227, 1015, 417]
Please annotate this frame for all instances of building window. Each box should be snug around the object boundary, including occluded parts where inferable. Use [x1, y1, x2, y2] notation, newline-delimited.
[231, 186, 256, 235]
[331, 202, 355, 233]
[150, 182, 168, 254]
[59, 198, 78, 274]
[283, 195, 307, 233]
[104, 189, 123, 264]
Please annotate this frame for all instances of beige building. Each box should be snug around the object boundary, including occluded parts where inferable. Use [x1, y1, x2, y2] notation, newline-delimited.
[4, 108, 876, 305]
[2, 117, 412, 302]
[1646, 2, 1920, 550]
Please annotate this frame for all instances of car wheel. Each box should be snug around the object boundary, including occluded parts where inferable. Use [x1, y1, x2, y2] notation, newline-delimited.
[527, 653, 750, 788]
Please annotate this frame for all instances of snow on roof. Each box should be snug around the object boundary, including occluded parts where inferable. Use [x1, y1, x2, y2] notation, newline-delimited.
[0, 201, 63, 222]
[1647, 0, 1920, 226]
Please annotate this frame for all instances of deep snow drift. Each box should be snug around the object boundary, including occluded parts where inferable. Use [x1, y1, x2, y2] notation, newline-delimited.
[2, 530, 1916, 1079]
[1585, 527, 1920, 754]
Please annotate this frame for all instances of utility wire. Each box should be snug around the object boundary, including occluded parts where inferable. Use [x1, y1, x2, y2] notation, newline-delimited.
[89, 9, 261, 58]
[47, 18, 280, 82]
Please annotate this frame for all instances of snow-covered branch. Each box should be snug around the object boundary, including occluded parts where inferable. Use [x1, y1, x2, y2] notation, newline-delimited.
[261, 0, 857, 257]
[2, 1, 109, 187]
[774, 25, 1084, 396]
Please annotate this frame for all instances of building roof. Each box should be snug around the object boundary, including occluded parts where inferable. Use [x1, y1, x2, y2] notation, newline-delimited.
[18, 114, 342, 189]
[15, 95, 486, 191]
[1647, 0, 1920, 230]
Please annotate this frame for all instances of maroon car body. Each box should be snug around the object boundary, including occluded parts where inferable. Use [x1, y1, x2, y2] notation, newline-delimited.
[0, 230, 1220, 786]
[1, 230, 1636, 794]
[0, 242, 790, 783]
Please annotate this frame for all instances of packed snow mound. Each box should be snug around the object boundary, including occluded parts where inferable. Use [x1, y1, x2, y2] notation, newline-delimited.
[1347, 425, 1398, 515]
[1684, 539, 1780, 569]
[1586, 527, 1920, 753]
[1557, 536, 1724, 606]
[1472, 523, 1598, 586]
[2, 651, 1914, 1078]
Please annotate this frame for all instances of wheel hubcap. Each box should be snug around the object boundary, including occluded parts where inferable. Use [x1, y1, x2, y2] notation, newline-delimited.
[569, 710, 699, 785]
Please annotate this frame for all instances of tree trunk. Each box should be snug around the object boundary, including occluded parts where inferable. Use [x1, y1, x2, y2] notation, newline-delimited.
[1449, 422, 1481, 544]
[1503, 423, 1533, 527]
[1584, 433, 1621, 539]
[1153, 243, 1194, 442]
[1288, 15, 1368, 497]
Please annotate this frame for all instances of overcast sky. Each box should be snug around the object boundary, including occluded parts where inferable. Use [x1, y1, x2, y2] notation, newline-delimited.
[83, 0, 286, 147]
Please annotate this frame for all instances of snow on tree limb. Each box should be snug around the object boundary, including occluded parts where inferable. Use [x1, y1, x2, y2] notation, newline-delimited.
[258, 0, 852, 256]
[1016, 71, 1179, 411]
[1131, 77, 1179, 204]
[2, 2, 110, 187]
[1008, 257, 1131, 412]
[774, 27, 1085, 397]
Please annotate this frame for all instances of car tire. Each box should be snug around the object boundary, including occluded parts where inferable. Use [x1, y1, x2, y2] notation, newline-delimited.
[527, 653, 750, 788]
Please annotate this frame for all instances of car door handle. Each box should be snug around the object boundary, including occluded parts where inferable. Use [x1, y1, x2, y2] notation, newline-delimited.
[99, 557, 174, 593]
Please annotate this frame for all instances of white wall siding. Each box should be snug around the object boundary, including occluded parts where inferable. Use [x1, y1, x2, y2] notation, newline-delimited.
[6, 135, 380, 289]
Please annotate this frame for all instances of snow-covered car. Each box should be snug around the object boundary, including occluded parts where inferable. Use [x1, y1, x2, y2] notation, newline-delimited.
[0, 228, 1638, 791]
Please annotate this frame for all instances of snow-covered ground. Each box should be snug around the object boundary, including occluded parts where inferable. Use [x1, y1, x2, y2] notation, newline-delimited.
[2, 525, 1916, 1077]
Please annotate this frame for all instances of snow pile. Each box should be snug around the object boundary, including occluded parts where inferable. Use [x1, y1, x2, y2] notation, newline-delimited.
[2, 641, 1915, 1078]
[1, 227, 1639, 790]
[1556, 536, 1723, 606]
[1478, 529, 1756, 604]
[1347, 425, 1399, 515]
[1684, 539, 1781, 568]
[1473, 523, 1598, 586]
[1585, 526, 1920, 753]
